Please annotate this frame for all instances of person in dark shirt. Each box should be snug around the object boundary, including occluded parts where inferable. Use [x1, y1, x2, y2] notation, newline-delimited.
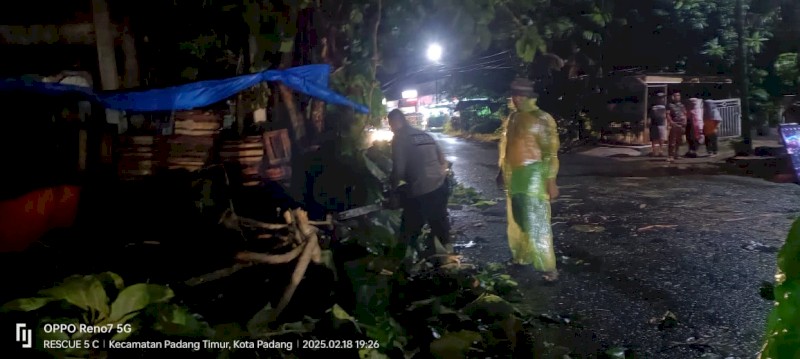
[666, 90, 688, 162]
[388, 109, 452, 269]
[648, 92, 668, 157]
[703, 100, 722, 157]
[685, 98, 704, 158]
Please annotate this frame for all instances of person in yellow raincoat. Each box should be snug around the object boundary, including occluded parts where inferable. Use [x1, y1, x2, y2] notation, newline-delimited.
[496, 78, 560, 281]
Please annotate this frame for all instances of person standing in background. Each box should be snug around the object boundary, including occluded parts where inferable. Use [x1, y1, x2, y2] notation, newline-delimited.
[666, 90, 688, 162]
[686, 98, 704, 158]
[648, 92, 668, 157]
[704, 100, 722, 157]
[684, 97, 703, 158]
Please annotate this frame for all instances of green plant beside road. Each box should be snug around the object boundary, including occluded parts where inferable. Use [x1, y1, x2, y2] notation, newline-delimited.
[2, 272, 210, 358]
[761, 217, 800, 359]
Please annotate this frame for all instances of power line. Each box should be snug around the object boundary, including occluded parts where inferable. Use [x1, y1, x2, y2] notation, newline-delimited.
[381, 52, 515, 89]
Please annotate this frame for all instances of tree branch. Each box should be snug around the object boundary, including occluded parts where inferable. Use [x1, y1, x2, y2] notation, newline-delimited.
[184, 263, 253, 287]
[270, 209, 322, 321]
[235, 244, 306, 264]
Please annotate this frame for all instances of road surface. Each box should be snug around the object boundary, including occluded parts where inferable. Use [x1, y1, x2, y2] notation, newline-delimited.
[434, 133, 800, 358]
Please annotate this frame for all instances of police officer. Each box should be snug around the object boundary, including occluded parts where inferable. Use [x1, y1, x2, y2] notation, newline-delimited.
[387, 109, 452, 267]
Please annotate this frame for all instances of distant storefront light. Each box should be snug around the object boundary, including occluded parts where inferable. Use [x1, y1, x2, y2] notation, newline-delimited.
[401, 90, 418, 99]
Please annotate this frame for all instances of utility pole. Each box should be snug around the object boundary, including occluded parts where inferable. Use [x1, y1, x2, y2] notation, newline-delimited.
[736, 0, 753, 154]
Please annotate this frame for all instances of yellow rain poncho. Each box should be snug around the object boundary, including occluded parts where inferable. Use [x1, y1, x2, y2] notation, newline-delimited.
[499, 98, 560, 271]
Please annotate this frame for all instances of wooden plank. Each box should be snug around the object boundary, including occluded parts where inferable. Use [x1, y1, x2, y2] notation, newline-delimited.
[124, 146, 155, 153]
[221, 142, 264, 149]
[174, 111, 222, 122]
[225, 156, 263, 163]
[168, 142, 213, 149]
[123, 135, 156, 145]
[166, 136, 215, 143]
[174, 120, 221, 131]
[119, 169, 152, 176]
[220, 149, 264, 158]
[168, 154, 210, 160]
[119, 152, 154, 158]
[242, 168, 260, 176]
[174, 129, 219, 136]
[119, 162, 155, 170]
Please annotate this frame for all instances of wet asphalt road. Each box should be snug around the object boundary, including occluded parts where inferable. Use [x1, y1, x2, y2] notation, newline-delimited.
[433, 133, 800, 359]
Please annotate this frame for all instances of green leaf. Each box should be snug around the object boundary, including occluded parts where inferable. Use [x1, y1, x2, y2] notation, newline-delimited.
[429, 330, 481, 359]
[213, 323, 249, 342]
[279, 39, 294, 53]
[330, 304, 357, 324]
[463, 293, 516, 321]
[751, 90, 770, 104]
[1, 297, 54, 312]
[247, 304, 276, 336]
[109, 284, 174, 323]
[320, 250, 338, 280]
[515, 39, 526, 59]
[350, 8, 364, 24]
[153, 304, 209, 337]
[363, 154, 388, 182]
[96, 272, 124, 290]
[359, 348, 389, 359]
[39, 275, 110, 321]
[605, 347, 628, 359]
[473, 200, 497, 209]
[486, 262, 504, 272]
[763, 218, 800, 359]
[365, 314, 405, 351]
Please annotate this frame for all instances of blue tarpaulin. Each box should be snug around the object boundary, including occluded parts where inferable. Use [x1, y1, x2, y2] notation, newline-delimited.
[0, 64, 369, 114]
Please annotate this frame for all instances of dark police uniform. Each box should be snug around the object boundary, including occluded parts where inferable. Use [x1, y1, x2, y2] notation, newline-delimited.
[390, 125, 451, 261]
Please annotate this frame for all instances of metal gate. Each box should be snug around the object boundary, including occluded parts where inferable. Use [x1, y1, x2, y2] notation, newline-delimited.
[706, 98, 741, 138]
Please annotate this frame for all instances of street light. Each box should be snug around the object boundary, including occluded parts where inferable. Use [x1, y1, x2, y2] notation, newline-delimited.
[427, 43, 443, 62]
[426, 43, 443, 104]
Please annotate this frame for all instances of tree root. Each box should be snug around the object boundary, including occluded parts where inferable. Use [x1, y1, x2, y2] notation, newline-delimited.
[184, 263, 254, 287]
[190, 207, 326, 324]
[235, 245, 305, 264]
[270, 208, 323, 322]
[220, 208, 333, 232]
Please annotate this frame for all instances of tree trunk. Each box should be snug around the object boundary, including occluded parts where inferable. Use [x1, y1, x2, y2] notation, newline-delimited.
[92, 0, 119, 91]
[736, 0, 752, 154]
[365, 0, 382, 122]
[244, 2, 268, 130]
[309, 12, 333, 137]
[278, 5, 305, 147]
[92, 0, 122, 140]
[121, 17, 139, 88]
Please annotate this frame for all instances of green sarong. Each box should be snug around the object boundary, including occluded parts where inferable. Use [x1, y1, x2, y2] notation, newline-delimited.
[505, 162, 556, 271]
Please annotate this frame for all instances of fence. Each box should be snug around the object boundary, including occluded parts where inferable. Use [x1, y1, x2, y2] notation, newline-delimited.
[706, 98, 741, 138]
